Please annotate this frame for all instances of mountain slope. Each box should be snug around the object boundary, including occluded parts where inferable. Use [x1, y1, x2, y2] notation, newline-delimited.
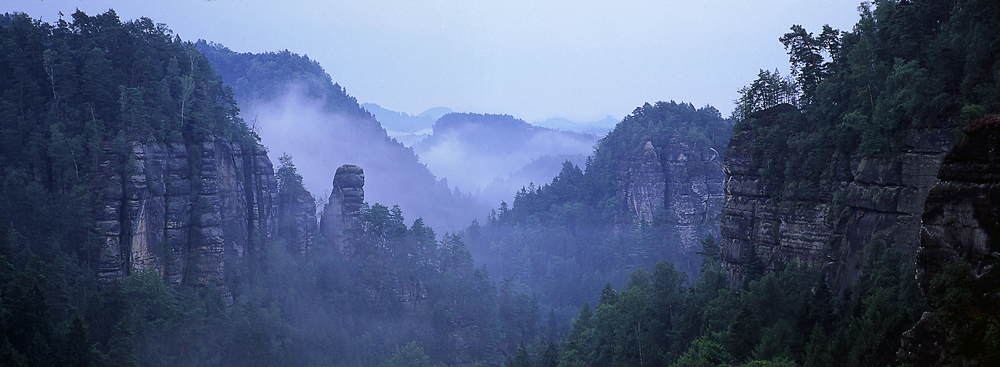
[413, 112, 599, 204]
[196, 41, 487, 232]
[464, 101, 732, 312]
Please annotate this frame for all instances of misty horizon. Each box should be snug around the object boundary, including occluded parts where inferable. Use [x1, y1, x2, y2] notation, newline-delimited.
[246, 83, 609, 228]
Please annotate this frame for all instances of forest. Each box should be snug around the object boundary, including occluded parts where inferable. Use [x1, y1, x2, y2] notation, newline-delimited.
[1, 0, 1000, 366]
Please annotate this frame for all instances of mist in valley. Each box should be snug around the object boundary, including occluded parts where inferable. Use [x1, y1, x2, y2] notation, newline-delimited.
[413, 113, 600, 207]
[6, 1, 988, 367]
[240, 85, 487, 233]
[247, 86, 605, 229]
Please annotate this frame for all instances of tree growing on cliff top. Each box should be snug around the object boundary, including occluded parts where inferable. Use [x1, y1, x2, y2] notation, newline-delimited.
[779, 24, 840, 107]
[732, 69, 798, 122]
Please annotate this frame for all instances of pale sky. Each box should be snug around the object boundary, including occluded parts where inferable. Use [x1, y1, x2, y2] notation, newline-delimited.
[5, 0, 864, 122]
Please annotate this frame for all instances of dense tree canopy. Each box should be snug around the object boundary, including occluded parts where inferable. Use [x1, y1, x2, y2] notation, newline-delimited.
[464, 101, 732, 332]
[0, 10, 533, 367]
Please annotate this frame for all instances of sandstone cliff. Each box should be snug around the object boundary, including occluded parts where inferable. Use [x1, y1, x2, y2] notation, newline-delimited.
[93, 137, 278, 298]
[615, 140, 725, 274]
[897, 121, 1000, 365]
[720, 105, 955, 290]
[320, 164, 366, 255]
[278, 185, 317, 255]
[616, 142, 666, 224]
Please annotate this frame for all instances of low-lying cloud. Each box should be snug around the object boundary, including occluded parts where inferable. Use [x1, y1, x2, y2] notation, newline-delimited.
[414, 113, 599, 206]
[242, 86, 487, 233]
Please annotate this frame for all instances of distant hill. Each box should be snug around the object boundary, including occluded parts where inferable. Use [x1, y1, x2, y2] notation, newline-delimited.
[533, 115, 619, 136]
[412, 112, 599, 205]
[418, 106, 453, 121]
[361, 103, 449, 132]
[361, 103, 451, 146]
[478, 154, 590, 207]
[463, 101, 733, 310]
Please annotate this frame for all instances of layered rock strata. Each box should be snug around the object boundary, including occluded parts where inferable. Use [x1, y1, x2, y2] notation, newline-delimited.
[661, 139, 726, 261]
[898, 123, 1000, 365]
[615, 140, 725, 273]
[320, 164, 365, 255]
[720, 105, 955, 290]
[93, 137, 278, 296]
[278, 187, 317, 255]
[616, 141, 666, 223]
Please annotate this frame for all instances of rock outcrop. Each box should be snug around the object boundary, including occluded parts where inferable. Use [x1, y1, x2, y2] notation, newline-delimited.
[915, 122, 1000, 302]
[93, 137, 278, 298]
[615, 140, 725, 274]
[898, 122, 1000, 366]
[720, 105, 955, 290]
[662, 139, 726, 264]
[317, 164, 430, 311]
[278, 187, 317, 255]
[320, 164, 365, 254]
[617, 142, 666, 223]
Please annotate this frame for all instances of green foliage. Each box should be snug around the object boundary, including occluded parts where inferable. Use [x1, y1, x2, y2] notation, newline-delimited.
[671, 336, 733, 367]
[0, 13, 257, 350]
[61, 314, 105, 367]
[926, 261, 1000, 366]
[0, 11, 540, 366]
[778, 24, 840, 106]
[504, 341, 533, 367]
[381, 341, 437, 367]
[732, 69, 798, 122]
[195, 40, 372, 121]
[276, 153, 306, 196]
[592, 101, 732, 183]
[554, 237, 930, 367]
[729, 0, 1000, 205]
[741, 242, 764, 289]
[465, 101, 732, 327]
[4, 1, 1000, 365]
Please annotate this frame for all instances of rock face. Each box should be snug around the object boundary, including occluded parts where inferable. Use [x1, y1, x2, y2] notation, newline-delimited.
[617, 142, 666, 223]
[320, 164, 365, 254]
[93, 137, 278, 296]
[316, 164, 430, 312]
[720, 105, 955, 290]
[278, 187, 317, 255]
[898, 123, 1000, 365]
[916, 124, 1000, 302]
[662, 139, 726, 264]
[615, 140, 725, 273]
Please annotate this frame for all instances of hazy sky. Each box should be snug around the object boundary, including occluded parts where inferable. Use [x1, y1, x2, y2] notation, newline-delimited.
[8, 0, 863, 122]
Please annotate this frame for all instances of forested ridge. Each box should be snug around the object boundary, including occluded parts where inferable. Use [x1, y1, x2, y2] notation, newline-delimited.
[0, 9, 256, 366]
[2, 0, 1000, 366]
[474, 0, 1000, 366]
[0, 10, 534, 367]
[730, 0, 1000, 202]
[464, 101, 731, 315]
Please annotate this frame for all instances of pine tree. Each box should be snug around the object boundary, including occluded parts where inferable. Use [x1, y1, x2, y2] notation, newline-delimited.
[107, 321, 139, 367]
[61, 315, 104, 367]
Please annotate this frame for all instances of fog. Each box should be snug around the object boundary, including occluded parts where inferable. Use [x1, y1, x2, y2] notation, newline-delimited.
[478, 154, 590, 207]
[242, 85, 487, 233]
[413, 113, 600, 206]
[418, 127, 596, 191]
[247, 85, 604, 227]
